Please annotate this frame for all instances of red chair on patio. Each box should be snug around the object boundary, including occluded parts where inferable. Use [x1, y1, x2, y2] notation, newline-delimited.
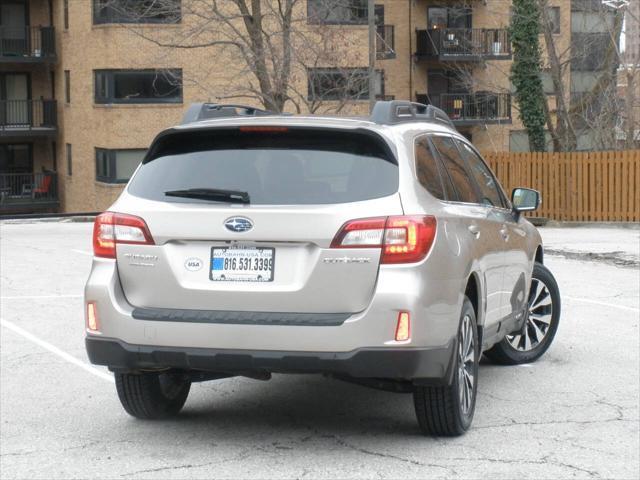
[32, 174, 53, 198]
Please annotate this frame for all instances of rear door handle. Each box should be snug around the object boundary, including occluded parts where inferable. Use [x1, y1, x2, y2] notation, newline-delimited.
[468, 225, 480, 237]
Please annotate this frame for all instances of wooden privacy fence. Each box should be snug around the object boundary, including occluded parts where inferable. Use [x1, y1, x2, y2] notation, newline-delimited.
[483, 150, 640, 222]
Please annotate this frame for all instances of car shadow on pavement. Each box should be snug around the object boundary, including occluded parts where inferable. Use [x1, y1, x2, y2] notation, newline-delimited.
[115, 370, 504, 440]
[152, 374, 423, 437]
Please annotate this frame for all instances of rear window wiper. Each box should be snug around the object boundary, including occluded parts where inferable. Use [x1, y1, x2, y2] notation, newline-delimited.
[164, 188, 250, 204]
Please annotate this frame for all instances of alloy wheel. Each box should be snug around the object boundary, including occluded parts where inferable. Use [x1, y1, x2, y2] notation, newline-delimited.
[506, 277, 553, 351]
[457, 314, 475, 415]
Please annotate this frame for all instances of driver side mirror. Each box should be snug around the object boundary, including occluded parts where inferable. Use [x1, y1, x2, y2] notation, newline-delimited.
[511, 187, 541, 213]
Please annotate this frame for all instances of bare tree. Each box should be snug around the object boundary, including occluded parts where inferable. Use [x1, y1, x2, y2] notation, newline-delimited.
[537, 0, 578, 151]
[464, 0, 627, 151]
[100, 0, 376, 113]
[617, 3, 640, 149]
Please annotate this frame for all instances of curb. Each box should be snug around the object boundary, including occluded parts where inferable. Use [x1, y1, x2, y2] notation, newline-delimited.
[540, 220, 640, 230]
[0, 213, 98, 224]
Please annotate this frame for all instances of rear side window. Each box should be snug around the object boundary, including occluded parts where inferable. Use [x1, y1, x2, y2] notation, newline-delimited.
[431, 135, 478, 204]
[128, 128, 398, 205]
[456, 140, 505, 208]
[414, 136, 445, 200]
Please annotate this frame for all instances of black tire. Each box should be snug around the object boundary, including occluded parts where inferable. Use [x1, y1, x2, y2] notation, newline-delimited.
[114, 371, 191, 419]
[413, 297, 479, 436]
[485, 262, 561, 365]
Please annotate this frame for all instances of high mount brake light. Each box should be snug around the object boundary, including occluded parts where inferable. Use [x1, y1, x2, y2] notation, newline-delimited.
[238, 126, 289, 133]
[331, 215, 437, 264]
[92, 212, 155, 258]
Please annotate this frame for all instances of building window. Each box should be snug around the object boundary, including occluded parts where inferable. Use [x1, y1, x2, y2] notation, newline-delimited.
[571, 11, 615, 33]
[52, 141, 57, 171]
[374, 4, 384, 24]
[548, 6, 561, 34]
[307, 0, 367, 25]
[571, 33, 611, 71]
[428, 6, 471, 29]
[509, 130, 553, 152]
[94, 69, 183, 104]
[0, 144, 32, 174]
[93, 0, 181, 25]
[64, 70, 70, 103]
[95, 148, 146, 183]
[570, 71, 600, 92]
[540, 71, 556, 94]
[308, 68, 383, 101]
[63, 0, 69, 29]
[66, 144, 72, 176]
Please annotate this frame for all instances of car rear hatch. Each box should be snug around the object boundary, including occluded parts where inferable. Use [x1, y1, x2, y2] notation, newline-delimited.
[112, 125, 404, 314]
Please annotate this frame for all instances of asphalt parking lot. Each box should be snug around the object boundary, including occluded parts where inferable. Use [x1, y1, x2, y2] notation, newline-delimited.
[1, 221, 638, 479]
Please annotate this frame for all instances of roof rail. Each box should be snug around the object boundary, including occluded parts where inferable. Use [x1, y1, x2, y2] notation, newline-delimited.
[181, 103, 276, 124]
[370, 100, 455, 128]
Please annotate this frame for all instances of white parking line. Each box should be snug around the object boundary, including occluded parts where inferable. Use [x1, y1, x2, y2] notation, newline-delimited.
[71, 249, 93, 256]
[0, 318, 113, 383]
[564, 296, 639, 313]
[1, 294, 82, 300]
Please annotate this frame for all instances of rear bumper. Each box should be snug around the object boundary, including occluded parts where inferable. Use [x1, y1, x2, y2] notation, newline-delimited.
[86, 336, 456, 384]
[85, 257, 462, 352]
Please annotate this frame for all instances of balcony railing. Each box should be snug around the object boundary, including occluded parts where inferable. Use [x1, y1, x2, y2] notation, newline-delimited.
[0, 100, 58, 135]
[417, 92, 512, 125]
[0, 26, 56, 62]
[376, 25, 395, 59]
[0, 172, 59, 213]
[416, 28, 511, 60]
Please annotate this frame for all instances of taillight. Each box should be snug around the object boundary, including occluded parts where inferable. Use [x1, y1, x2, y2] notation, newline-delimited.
[330, 217, 387, 248]
[382, 216, 437, 264]
[331, 215, 436, 264]
[92, 212, 155, 258]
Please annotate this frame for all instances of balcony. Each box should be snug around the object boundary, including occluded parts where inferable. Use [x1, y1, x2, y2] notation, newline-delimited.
[415, 28, 511, 61]
[0, 26, 56, 63]
[0, 100, 58, 137]
[0, 172, 59, 214]
[416, 92, 512, 125]
[376, 25, 395, 60]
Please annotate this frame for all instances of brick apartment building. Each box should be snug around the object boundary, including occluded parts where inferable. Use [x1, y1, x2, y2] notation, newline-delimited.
[0, 0, 613, 214]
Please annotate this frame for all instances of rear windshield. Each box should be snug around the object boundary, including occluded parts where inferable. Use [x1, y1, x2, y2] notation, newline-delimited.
[127, 128, 398, 205]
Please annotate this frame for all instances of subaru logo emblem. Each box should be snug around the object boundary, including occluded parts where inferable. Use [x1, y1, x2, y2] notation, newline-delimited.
[224, 216, 253, 233]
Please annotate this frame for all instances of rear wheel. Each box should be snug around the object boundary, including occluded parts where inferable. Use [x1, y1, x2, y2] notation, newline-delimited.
[413, 297, 479, 436]
[485, 262, 560, 365]
[115, 371, 191, 419]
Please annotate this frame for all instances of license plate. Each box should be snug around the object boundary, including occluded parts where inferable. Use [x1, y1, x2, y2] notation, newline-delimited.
[210, 246, 274, 282]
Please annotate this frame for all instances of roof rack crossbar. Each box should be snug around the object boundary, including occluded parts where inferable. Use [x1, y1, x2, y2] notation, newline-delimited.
[369, 100, 455, 128]
[181, 103, 276, 124]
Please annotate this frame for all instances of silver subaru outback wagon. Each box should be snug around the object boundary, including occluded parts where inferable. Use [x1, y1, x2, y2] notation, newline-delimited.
[85, 101, 560, 436]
